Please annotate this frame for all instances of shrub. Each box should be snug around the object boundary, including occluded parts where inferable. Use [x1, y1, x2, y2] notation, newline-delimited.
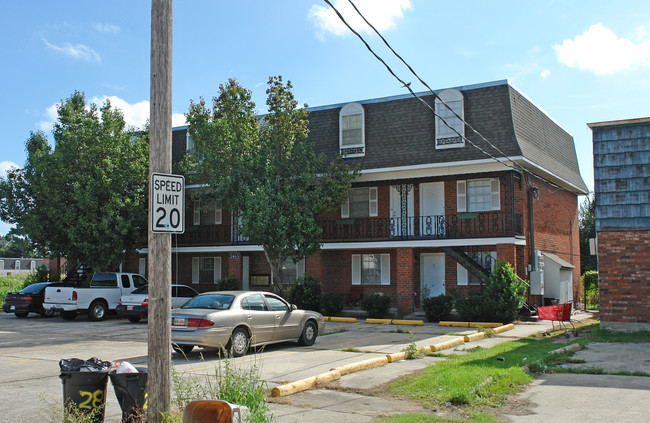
[422, 294, 453, 322]
[457, 261, 526, 323]
[24, 264, 50, 287]
[288, 274, 322, 312]
[215, 274, 238, 291]
[0, 275, 27, 305]
[360, 292, 392, 318]
[581, 270, 599, 307]
[322, 292, 345, 316]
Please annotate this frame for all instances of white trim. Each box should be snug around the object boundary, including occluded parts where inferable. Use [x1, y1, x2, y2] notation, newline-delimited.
[214, 256, 222, 282]
[519, 157, 589, 194]
[380, 253, 390, 285]
[351, 254, 361, 285]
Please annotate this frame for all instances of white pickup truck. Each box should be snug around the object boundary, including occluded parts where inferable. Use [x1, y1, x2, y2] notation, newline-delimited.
[43, 272, 147, 321]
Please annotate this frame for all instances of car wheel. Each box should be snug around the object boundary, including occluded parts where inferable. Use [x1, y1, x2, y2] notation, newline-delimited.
[61, 311, 77, 320]
[229, 327, 250, 357]
[172, 344, 194, 355]
[298, 320, 317, 346]
[39, 307, 54, 318]
[14, 311, 29, 318]
[88, 301, 108, 321]
[128, 316, 142, 323]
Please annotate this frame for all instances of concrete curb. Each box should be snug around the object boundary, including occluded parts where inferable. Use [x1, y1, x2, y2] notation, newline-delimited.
[366, 318, 424, 325]
[549, 343, 582, 355]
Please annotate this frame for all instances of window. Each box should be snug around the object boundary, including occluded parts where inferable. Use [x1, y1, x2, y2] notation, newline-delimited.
[132, 275, 147, 288]
[265, 295, 289, 312]
[351, 253, 390, 285]
[341, 187, 378, 218]
[457, 251, 497, 286]
[15, 260, 20, 270]
[186, 132, 203, 160]
[241, 294, 268, 311]
[281, 258, 305, 285]
[457, 178, 500, 212]
[435, 89, 465, 149]
[121, 275, 131, 289]
[0, 261, 4, 270]
[30, 261, 36, 271]
[193, 199, 222, 225]
[191, 257, 222, 284]
[339, 103, 365, 157]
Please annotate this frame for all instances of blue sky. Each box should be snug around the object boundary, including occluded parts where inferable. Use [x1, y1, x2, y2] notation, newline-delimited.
[2, 1, 650, 236]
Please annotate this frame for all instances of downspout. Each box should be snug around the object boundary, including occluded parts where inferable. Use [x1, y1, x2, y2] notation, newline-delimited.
[528, 182, 539, 270]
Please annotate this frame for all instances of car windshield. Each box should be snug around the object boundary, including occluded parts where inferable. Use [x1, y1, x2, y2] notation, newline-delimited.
[181, 294, 234, 310]
[21, 282, 50, 294]
[131, 286, 148, 295]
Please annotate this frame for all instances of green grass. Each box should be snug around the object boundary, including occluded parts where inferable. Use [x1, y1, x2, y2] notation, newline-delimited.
[322, 328, 348, 336]
[580, 326, 650, 343]
[374, 412, 499, 423]
[0, 275, 28, 304]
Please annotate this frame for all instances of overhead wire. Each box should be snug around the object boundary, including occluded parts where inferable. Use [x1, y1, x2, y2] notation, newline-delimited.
[326, 0, 577, 195]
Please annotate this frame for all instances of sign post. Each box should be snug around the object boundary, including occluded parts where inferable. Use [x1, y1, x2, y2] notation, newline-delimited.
[151, 173, 185, 234]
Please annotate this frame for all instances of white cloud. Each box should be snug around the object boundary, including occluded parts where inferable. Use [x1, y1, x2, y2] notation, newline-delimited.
[540, 69, 551, 79]
[42, 37, 101, 62]
[553, 23, 650, 74]
[37, 96, 187, 133]
[309, 0, 412, 39]
[93, 23, 120, 33]
[1, 161, 19, 176]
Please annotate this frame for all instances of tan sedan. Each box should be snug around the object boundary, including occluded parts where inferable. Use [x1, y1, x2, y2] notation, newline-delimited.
[171, 291, 325, 356]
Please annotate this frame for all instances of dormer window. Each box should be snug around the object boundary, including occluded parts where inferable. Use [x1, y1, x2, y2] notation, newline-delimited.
[339, 103, 365, 157]
[435, 89, 465, 149]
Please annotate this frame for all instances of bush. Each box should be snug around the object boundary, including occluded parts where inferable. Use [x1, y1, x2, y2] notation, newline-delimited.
[24, 264, 50, 287]
[581, 270, 599, 307]
[360, 292, 392, 318]
[288, 274, 322, 312]
[457, 261, 527, 323]
[322, 292, 345, 316]
[422, 294, 453, 322]
[215, 274, 238, 291]
[0, 275, 27, 305]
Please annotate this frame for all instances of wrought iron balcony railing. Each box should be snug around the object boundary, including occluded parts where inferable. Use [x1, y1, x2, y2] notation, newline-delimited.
[174, 212, 523, 247]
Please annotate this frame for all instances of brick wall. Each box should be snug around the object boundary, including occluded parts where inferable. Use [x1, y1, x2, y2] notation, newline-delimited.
[598, 230, 650, 328]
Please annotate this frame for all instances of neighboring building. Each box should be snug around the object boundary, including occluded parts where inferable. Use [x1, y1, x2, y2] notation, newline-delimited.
[0, 257, 46, 277]
[588, 117, 650, 331]
[130, 80, 587, 314]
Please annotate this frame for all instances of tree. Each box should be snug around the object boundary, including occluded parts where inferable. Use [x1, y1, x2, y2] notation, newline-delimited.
[579, 194, 596, 274]
[185, 77, 357, 293]
[0, 229, 37, 258]
[0, 91, 149, 271]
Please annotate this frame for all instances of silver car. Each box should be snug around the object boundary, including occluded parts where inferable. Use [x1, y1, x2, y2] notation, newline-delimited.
[171, 291, 325, 357]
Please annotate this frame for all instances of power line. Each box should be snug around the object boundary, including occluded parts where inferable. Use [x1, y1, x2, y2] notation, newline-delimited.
[326, 0, 575, 195]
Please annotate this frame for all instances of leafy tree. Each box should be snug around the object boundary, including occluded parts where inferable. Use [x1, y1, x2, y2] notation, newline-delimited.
[0, 91, 149, 271]
[185, 77, 357, 293]
[579, 194, 596, 274]
[0, 229, 37, 258]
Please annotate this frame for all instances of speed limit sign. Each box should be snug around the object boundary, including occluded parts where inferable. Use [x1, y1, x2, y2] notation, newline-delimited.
[150, 173, 185, 234]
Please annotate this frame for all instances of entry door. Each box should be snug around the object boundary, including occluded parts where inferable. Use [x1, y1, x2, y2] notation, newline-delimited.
[419, 182, 445, 237]
[420, 253, 445, 302]
[390, 185, 414, 237]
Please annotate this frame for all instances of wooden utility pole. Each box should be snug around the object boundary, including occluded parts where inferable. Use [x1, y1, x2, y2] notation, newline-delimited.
[148, 0, 173, 421]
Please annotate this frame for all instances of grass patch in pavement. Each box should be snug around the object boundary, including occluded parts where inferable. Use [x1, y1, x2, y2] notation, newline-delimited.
[387, 333, 576, 408]
[579, 326, 650, 343]
[322, 328, 348, 336]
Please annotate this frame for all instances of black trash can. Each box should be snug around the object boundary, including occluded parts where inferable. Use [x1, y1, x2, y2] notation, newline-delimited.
[59, 370, 109, 423]
[109, 368, 148, 422]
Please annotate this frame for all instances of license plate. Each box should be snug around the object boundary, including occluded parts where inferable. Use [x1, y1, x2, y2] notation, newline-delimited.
[9, 306, 15, 311]
[126, 306, 133, 311]
[172, 317, 187, 326]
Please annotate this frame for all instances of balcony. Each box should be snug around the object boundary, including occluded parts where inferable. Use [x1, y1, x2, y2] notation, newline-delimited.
[175, 212, 523, 247]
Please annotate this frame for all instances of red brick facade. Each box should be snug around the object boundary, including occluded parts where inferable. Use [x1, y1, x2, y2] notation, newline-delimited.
[597, 231, 650, 327]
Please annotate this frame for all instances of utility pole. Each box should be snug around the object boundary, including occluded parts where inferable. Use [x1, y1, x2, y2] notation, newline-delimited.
[148, 0, 172, 421]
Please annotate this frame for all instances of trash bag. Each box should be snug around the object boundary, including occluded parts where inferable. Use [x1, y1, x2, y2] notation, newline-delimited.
[59, 357, 112, 372]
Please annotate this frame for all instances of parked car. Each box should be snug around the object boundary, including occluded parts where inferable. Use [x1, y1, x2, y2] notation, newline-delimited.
[171, 291, 325, 357]
[116, 284, 199, 323]
[3, 282, 63, 318]
[43, 272, 147, 321]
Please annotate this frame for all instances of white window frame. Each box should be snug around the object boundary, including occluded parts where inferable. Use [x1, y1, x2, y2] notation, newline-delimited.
[30, 261, 36, 271]
[457, 251, 497, 286]
[435, 89, 465, 149]
[456, 178, 500, 212]
[281, 258, 306, 285]
[339, 102, 365, 157]
[186, 131, 203, 160]
[351, 253, 390, 286]
[341, 187, 378, 218]
[0, 260, 4, 270]
[191, 256, 222, 284]
[15, 260, 20, 270]
[193, 199, 222, 225]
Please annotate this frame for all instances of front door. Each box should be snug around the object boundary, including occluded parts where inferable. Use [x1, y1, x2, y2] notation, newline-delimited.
[419, 182, 445, 237]
[390, 185, 414, 237]
[420, 253, 445, 303]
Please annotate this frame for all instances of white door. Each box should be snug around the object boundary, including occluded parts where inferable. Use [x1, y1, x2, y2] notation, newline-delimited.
[421, 253, 445, 301]
[419, 182, 445, 237]
[390, 185, 414, 237]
